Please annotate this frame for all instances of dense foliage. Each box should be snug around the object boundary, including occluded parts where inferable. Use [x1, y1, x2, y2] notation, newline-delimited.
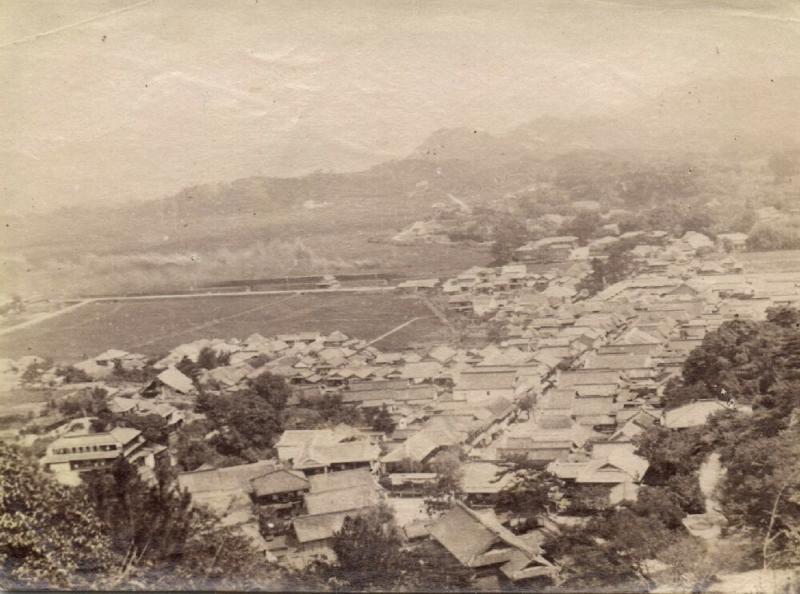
[192, 372, 383, 467]
[549, 309, 800, 589]
[314, 504, 473, 592]
[747, 220, 800, 250]
[577, 243, 638, 296]
[0, 444, 114, 589]
[0, 446, 293, 590]
[665, 305, 800, 407]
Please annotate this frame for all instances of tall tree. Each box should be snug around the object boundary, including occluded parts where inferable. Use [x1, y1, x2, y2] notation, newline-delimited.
[495, 457, 563, 529]
[249, 371, 292, 410]
[328, 505, 406, 591]
[0, 444, 114, 589]
[365, 404, 396, 434]
[718, 427, 800, 569]
[84, 459, 194, 570]
[319, 504, 473, 592]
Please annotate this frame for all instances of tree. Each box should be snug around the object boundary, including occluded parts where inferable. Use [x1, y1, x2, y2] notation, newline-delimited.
[490, 217, 528, 266]
[543, 517, 654, 591]
[562, 211, 602, 245]
[83, 457, 290, 590]
[717, 427, 800, 569]
[365, 404, 396, 434]
[319, 504, 473, 592]
[54, 365, 92, 384]
[328, 505, 406, 591]
[202, 392, 282, 460]
[662, 377, 714, 410]
[196, 346, 232, 370]
[495, 457, 563, 529]
[84, 460, 194, 569]
[20, 359, 51, 384]
[175, 356, 202, 383]
[296, 393, 363, 426]
[616, 165, 697, 208]
[747, 221, 800, 251]
[766, 305, 800, 329]
[197, 346, 220, 370]
[176, 438, 218, 472]
[517, 394, 534, 419]
[578, 248, 636, 296]
[656, 535, 750, 592]
[114, 412, 169, 445]
[53, 387, 110, 419]
[249, 371, 291, 410]
[681, 318, 780, 399]
[111, 360, 158, 383]
[424, 448, 464, 516]
[630, 486, 687, 530]
[634, 426, 708, 514]
[0, 443, 114, 589]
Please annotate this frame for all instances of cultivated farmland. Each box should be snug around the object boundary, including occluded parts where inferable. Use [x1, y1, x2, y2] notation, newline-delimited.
[0, 292, 451, 363]
[739, 250, 800, 273]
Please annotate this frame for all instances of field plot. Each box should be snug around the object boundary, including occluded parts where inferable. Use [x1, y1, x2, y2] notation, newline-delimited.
[739, 250, 800, 273]
[0, 292, 450, 363]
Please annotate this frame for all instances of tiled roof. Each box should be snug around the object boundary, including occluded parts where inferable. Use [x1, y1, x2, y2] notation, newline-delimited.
[304, 484, 379, 515]
[454, 370, 516, 391]
[177, 460, 276, 495]
[308, 468, 375, 493]
[250, 469, 309, 497]
[293, 510, 355, 543]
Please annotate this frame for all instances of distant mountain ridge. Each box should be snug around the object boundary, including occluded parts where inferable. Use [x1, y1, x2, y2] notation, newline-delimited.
[2, 76, 798, 259]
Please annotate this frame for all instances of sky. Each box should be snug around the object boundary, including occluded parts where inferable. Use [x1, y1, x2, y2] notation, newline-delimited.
[1, 0, 799, 214]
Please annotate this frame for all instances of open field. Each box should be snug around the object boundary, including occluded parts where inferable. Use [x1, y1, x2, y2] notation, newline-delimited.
[0, 292, 450, 363]
[739, 250, 800, 273]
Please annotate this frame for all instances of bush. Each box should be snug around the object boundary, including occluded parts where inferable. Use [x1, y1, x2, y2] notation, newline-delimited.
[747, 220, 800, 250]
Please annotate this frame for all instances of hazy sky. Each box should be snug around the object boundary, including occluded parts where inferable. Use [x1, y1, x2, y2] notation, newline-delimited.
[1, 0, 799, 214]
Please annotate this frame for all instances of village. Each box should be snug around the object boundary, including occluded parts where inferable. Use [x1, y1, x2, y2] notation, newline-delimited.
[2, 222, 798, 591]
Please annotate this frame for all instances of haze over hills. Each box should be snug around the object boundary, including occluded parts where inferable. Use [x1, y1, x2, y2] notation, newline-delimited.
[3, 75, 799, 261]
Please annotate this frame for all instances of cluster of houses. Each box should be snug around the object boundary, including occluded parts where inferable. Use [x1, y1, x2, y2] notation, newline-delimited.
[38, 416, 170, 486]
[5, 231, 800, 590]
[441, 262, 590, 318]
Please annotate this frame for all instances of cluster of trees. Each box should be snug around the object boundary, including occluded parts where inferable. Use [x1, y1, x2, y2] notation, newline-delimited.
[45, 386, 110, 420]
[544, 486, 709, 591]
[196, 346, 231, 370]
[0, 445, 294, 590]
[577, 241, 638, 297]
[362, 404, 396, 434]
[189, 371, 292, 466]
[53, 365, 92, 384]
[20, 358, 53, 384]
[110, 359, 160, 383]
[638, 308, 800, 572]
[747, 219, 800, 250]
[182, 372, 387, 470]
[665, 305, 800, 407]
[0, 443, 114, 589]
[489, 216, 529, 265]
[533, 309, 800, 589]
[310, 504, 473, 592]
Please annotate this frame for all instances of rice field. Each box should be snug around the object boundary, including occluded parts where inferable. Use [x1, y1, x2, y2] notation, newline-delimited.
[0, 291, 451, 363]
